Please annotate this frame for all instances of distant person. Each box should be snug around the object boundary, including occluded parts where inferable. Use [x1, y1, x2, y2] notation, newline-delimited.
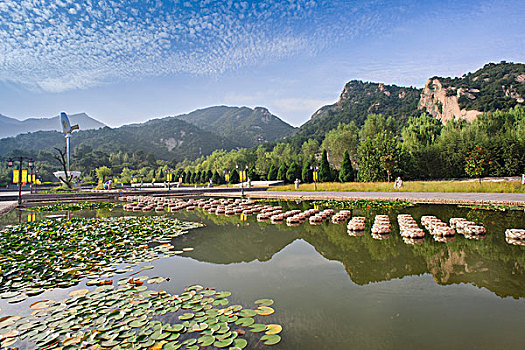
[394, 177, 403, 189]
[522, 174, 525, 185]
[247, 178, 252, 188]
[294, 178, 301, 190]
[209, 179, 213, 188]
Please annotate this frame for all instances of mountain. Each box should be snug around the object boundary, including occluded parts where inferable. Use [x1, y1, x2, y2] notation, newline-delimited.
[290, 61, 524, 147]
[0, 118, 237, 162]
[0, 112, 106, 138]
[419, 61, 525, 122]
[288, 81, 421, 147]
[175, 106, 296, 148]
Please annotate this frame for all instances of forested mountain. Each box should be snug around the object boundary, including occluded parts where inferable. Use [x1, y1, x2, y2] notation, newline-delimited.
[290, 61, 524, 147]
[419, 62, 525, 122]
[0, 112, 106, 138]
[0, 118, 237, 163]
[288, 81, 421, 148]
[175, 106, 295, 147]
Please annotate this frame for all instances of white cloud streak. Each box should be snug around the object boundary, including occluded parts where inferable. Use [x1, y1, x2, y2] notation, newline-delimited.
[0, 0, 384, 92]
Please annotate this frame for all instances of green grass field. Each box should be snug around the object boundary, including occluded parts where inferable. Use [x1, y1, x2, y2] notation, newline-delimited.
[270, 180, 525, 193]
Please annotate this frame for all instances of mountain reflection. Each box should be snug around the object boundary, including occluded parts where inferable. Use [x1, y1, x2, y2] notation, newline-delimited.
[172, 203, 525, 299]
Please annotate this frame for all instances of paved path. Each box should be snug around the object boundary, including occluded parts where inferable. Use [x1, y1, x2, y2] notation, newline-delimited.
[205, 190, 525, 207]
[0, 201, 17, 216]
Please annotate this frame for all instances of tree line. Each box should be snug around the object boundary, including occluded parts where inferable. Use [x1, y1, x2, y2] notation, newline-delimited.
[1, 106, 523, 187]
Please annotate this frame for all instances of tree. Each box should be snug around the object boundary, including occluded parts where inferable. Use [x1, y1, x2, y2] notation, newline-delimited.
[267, 165, 278, 181]
[465, 145, 490, 183]
[53, 147, 74, 188]
[302, 160, 312, 183]
[229, 169, 239, 183]
[276, 164, 287, 182]
[199, 170, 207, 183]
[321, 122, 359, 168]
[206, 170, 213, 183]
[319, 150, 333, 182]
[301, 139, 320, 160]
[211, 171, 222, 185]
[339, 150, 354, 182]
[357, 131, 402, 182]
[95, 166, 112, 184]
[286, 162, 301, 183]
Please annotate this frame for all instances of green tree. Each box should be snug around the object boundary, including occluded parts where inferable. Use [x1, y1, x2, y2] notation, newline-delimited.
[319, 150, 333, 182]
[302, 160, 312, 183]
[276, 164, 287, 182]
[95, 166, 112, 184]
[267, 165, 278, 181]
[321, 122, 359, 168]
[211, 171, 222, 185]
[286, 162, 301, 183]
[357, 131, 401, 182]
[465, 145, 490, 182]
[339, 150, 354, 182]
[230, 169, 239, 183]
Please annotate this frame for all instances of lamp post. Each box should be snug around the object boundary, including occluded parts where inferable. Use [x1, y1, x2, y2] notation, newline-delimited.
[7, 157, 34, 206]
[310, 165, 319, 191]
[236, 165, 249, 197]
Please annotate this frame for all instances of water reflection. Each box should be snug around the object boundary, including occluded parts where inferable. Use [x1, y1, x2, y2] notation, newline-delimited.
[1, 202, 525, 301]
[167, 203, 525, 299]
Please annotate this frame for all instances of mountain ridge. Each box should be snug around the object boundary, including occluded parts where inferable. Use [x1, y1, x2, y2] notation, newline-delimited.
[0, 112, 106, 138]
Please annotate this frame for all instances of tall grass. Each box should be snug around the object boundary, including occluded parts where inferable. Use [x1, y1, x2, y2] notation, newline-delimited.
[270, 181, 525, 193]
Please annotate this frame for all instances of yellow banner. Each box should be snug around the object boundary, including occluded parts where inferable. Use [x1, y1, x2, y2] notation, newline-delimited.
[13, 170, 29, 183]
[178, 177, 183, 183]
[225, 174, 230, 182]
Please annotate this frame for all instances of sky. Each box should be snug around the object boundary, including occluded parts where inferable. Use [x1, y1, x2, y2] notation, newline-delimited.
[0, 0, 523, 127]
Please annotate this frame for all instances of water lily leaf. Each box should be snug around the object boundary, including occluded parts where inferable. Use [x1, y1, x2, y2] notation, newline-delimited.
[147, 277, 166, 284]
[235, 318, 254, 327]
[182, 248, 194, 251]
[233, 338, 248, 349]
[214, 337, 234, 348]
[0, 291, 20, 299]
[182, 338, 197, 345]
[30, 300, 56, 310]
[239, 309, 257, 318]
[249, 324, 267, 333]
[142, 265, 155, 270]
[69, 289, 89, 297]
[254, 299, 274, 307]
[256, 306, 274, 315]
[265, 324, 282, 335]
[7, 294, 27, 303]
[261, 334, 281, 345]
[198, 335, 215, 346]
[164, 341, 182, 350]
[215, 291, 232, 298]
[213, 299, 228, 306]
[179, 313, 195, 320]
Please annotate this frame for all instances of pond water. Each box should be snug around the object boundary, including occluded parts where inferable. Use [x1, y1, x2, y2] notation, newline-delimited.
[1, 199, 525, 349]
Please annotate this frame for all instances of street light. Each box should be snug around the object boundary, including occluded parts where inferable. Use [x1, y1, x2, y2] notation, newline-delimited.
[310, 165, 319, 190]
[236, 164, 249, 197]
[7, 157, 34, 206]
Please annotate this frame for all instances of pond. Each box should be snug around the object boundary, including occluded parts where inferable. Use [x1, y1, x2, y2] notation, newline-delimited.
[1, 198, 525, 349]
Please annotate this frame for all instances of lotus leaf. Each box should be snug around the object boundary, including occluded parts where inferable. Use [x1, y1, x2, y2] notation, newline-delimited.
[261, 334, 281, 345]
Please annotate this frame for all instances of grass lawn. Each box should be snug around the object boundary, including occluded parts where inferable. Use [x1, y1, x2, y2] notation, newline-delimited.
[270, 180, 525, 193]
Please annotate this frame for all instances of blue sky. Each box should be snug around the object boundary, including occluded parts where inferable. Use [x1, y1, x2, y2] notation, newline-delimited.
[0, 0, 523, 127]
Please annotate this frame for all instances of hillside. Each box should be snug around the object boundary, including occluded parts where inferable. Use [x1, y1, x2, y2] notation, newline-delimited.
[419, 62, 525, 122]
[0, 112, 106, 138]
[288, 81, 421, 147]
[175, 106, 295, 147]
[289, 61, 524, 147]
[0, 118, 237, 162]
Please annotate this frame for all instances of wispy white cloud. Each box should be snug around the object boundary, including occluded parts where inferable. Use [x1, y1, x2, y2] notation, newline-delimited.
[0, 0, 386, 92]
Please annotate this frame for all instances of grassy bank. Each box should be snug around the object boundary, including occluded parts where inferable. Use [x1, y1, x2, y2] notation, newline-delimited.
[270, 180, 525, 193]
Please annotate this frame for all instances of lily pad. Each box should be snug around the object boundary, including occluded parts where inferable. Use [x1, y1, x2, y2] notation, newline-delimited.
[261, 334, 281, 345]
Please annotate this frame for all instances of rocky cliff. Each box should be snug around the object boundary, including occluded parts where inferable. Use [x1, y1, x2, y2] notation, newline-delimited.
[418, 78, 482, 123]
